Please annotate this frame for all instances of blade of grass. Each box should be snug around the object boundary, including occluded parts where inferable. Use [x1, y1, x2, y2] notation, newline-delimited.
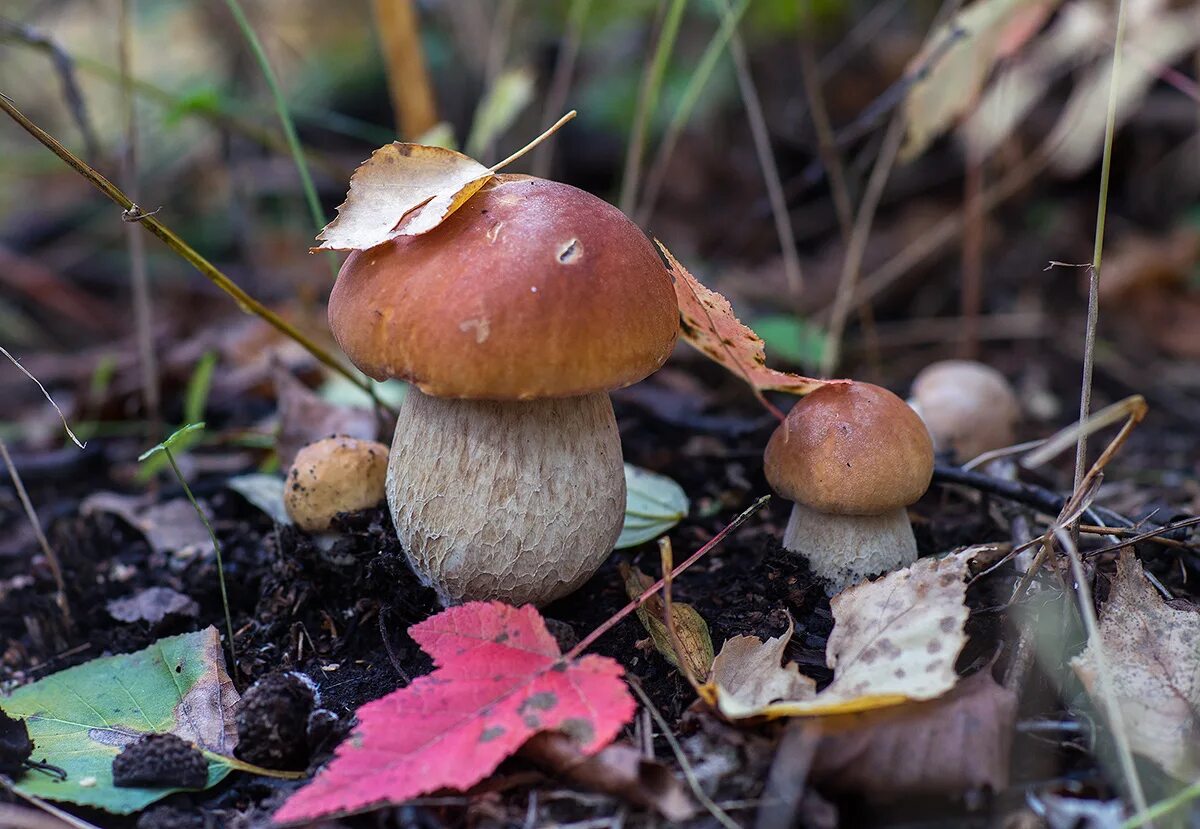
[142, 425, 238, 677]
[220, 0, 335, 276]
[1122, 779, 1200, 829]
[636, 0, 751, 224]
[1071, 0, 1149, 818]
[720, 0, 804, 296]
[0, 95, 388, 413]
[618, 0, 688, 214]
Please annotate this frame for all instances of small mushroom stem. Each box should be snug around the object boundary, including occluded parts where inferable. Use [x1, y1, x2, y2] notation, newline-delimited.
[780, 501, 918, 594]
[387, 388, 626, 606]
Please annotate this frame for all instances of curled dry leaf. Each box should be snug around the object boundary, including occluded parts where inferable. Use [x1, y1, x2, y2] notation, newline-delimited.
[1071, 549, 1200, 781]
[658, 242, 836, 398]
[81, 493, 211, 558]
[273, 364, 376, 470]
[900, 0, 1059, 161]
[810, 669, 1017, 798]
[701, 549, 976, 719]
[313, 143, 493, 250]
[622, 565, 714, 681]
[522, 732, 694, 822]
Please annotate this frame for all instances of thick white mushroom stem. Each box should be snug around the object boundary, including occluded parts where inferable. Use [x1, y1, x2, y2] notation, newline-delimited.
[387, 388, 626, 606]
[781, 501, 918, 595]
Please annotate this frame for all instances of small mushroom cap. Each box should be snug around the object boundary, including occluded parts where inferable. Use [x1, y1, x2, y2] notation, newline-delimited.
[909, 360, 1020, 460]
[328, 174, 680, 400]
[284, 436, 389, 532]
[764, 382, 934, 515]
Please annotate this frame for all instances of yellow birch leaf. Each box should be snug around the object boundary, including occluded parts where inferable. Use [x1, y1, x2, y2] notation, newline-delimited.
[314, 144, 493, 251]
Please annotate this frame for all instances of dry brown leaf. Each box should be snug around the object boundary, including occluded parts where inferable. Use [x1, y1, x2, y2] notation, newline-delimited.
[273, 364, 377, 469]
[701, 550, 976, 719]
[658, 242, 835, 398]
[901, 0, 1060, 161]
[1071, 549, 1200, 781]
[522, 732, 695, 822]
[622, 565, 715, 681]
[313, 144, 493, 251]
[81, 493, 211, 557]
[810, 669, 1017, 798]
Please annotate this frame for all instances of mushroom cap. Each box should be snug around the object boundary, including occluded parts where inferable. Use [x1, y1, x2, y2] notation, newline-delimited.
[909, 360, 1020, 461]
[328, 174, 680, 400]
[284, 436, 389, 532]
[764, 381, 934, 515]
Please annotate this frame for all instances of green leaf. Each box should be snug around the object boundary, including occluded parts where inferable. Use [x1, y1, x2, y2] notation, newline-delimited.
[752, 315, 829, 369]
[466, 66, 536, 158]
[138, 422, 205, 462]
[226, 473, 291, 525]
[618, 464, 689, 549]
[0, 627, 240, 814]
[184, 352, 217, 426]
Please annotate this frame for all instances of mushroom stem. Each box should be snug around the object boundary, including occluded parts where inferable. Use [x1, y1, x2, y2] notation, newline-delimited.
[780, 501, 918, 594]
[387, 388, 626, 606]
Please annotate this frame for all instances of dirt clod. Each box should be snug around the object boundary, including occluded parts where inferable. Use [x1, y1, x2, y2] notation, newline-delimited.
[112, 734, 208, 789]
[235, 671, 318, 770]
[0, 708, 33, 774]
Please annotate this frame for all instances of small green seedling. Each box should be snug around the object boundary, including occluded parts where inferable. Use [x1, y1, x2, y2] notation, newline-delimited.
[139, 423, 236, 675]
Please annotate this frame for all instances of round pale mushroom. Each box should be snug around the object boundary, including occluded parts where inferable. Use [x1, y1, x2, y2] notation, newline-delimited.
[328, 174, 679, 606]
[284, 436, 389, 532]
[764, 382, 934, 593]
[909, 360, 1020, 462]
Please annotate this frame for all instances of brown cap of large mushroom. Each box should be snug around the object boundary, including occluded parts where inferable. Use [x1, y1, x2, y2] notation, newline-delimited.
[764, 382, 934, 516]
[328, 174, 679, 400]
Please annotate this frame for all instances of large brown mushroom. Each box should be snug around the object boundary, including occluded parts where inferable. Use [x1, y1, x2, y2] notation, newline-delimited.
[328, 174, 679, 605]
[764, 382, 934, 593]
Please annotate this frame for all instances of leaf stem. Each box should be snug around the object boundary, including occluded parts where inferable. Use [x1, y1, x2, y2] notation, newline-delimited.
[566, 495, 769, 660]
[490, 110, 577, 172]
[162, 446, 238, 677]
[0, 94, 391, 415]
[204, 751, 306, 780]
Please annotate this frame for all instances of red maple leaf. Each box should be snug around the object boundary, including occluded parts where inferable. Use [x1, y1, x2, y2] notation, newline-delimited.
[274, 602, 635, 823]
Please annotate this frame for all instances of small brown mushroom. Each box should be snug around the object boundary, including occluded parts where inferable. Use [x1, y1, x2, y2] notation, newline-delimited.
[908, 360, 1020, 462]
[764, 382, 934, 593]
[284, 436, 389, 532]
[327, 174, 679, 606]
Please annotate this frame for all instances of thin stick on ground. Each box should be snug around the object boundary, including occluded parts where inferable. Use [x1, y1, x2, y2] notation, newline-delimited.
[627, 679, 742, 829]
[0, 777, 102, 829]
[0, 95, 389, 414]
[618, 0, 687, 215]
[531, 0, 593, 179]
[798, 6, 853, 242]
[118, 0, 160, 438]
[720, 0, 803, 297]
[0, 438, 69, 625]
[566, 495, 770, 660]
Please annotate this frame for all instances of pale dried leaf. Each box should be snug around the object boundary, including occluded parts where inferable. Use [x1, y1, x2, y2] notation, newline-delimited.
[314, 144, 493, 250]
[1070, 549, 1200, 780]
[703, 550, 976, 718]
[107, 587, 199, 624]
[901, 0, 1060, 161]
[82, 493, 211, 557]
[1046, 7, 1200, 174]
